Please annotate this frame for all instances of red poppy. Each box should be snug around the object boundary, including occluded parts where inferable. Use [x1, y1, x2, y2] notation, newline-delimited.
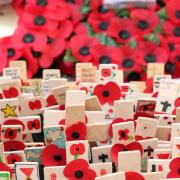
[93, 82, 121, 105]
[135, 41, 168, 66]
[91, 44, 119, 66]
[117, 46, 141, 72]
[118, 129, 129, 141]
[41, 144, 66, 167]
[101, 68, 111, 77]
[63, 0, 83, 6]
[27, 119, 41, 130]
[3, 87, 19, 99]
[28, 100, 42, 110]
[0, 47, 7, 73]
[135, 135, 153, 141]
[167, 0, 180, 24]
[12, 25, 47, 51]
[108, 19, 136, 43]
[134, 112, 155, 120]
[69, 34, 99, 62]
[175, 97, 180, 107]
[21, 6, 59, 31]
[4, 128, 18, 140]
[3, 141, 25, 151]
[125, 171, 145, 180]
[46, 95, 57, 107]
[144, 77, 153, 93]
[63, 159, 96, 180]
[7, 154, 22, 164]
[109, 118, 136, 138]
[88, 12, 114, 33]
[110, 142, 143, 164]
[90, 0, 116, 19]
[66, 122, 87, 141]
[74, 23, 89, 36]
[0, 162, 12, 178]
[3, 119, 25, 131]
[131, 9, 159, 35]
[59, 60, 75, 76]
[163, 21, 180, 38]
[70, 143, 85, 156]
[59, 119, 65, 125]
[157, 153, 171, 159]
[167, 157, 180, 178]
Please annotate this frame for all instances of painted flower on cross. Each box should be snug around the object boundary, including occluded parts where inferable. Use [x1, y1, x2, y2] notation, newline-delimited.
[63, 159, 96, 180]
[118, 129, 131, 141]
[27, 119, 41, 130]
[3, 141, 25, 151]
[41, 144, 66, 167]
[70, 143, 85, 160]
[167, 157, 180, 178]
[2, 87, 19, 99]
[4, 128, 18, 140]
[6, 154, 22, 164]
[66, 122, 87, 141]
[93, 82, 121, 105]
[125, 171, 145, 180]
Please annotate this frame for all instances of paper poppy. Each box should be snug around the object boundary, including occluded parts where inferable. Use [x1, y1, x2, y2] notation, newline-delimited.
[63, 0, 83, 6]
[93, 82, 121, 105]
[131, 9, 159, 35]
[90, 0, 116, 19]
[3, 141, 25, 151]
[125, 171, 145, 180]
[91, 44, 119, 66]
[108, 18, 136, 43]
[174, 97, 180, 107]
[118, 129, 129, 141]
[134, 112, 155, 120]
[3, 119, 25, 131]
[167, 157, 180, 178]
[163, 21, 180, 38]
[88, 12, 113, 33]
[12, 24, 47, 51]
[2, 87, 19, 99]
[7, 154, 22, 164]
[4, 128, 18, 140]
[69, 34, 99, 62]
[63, 159, 96, 180]
[135, 41, 168, 66]
[66, 122, 87, 141]
[157, 153, 171, 159]
[167, 0, 180, 24]
[27, 119, 41, 130]
[70, 143, 85, 158]
[41, 144, 66, 167]
[117, 46, 141, 72]
[46, 94, 57, 107]
[0, 162, 12, 178]
[110, 142, 143, 164]
[144, 77, 153, 93]
[101, 68, 111, 78]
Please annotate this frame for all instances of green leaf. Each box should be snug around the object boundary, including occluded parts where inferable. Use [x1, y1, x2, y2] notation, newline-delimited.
[83, 0, 89, 6]
[84, 22, 94, 36]
[153, 24, 163, 34]
[114, 9, 130, 18]
[74, 154, 79, 160]
[157, 7, 168, 19]
[128, 39, 137, 48]
[63, 49, 77, 62]
[129, 135, 134, 140]
[95, 34, 117, 46]
[144, 34, 160, 45]
[81, 6, 91, 15]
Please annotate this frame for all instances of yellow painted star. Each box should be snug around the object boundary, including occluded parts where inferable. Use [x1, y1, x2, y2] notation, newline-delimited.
[1, 104, 17, 118]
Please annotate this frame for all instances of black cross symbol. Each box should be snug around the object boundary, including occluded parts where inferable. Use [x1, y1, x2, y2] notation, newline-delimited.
[160, 101, 171, 112]
[144, 146, 154, 157]
[98, 153, 108, 162]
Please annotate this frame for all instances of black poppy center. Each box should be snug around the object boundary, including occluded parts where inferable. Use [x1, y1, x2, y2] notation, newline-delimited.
[176, 55, 180, 61]
[144, 53, 157, 63]
[98, 5, 109, 14]
[66, 0, 75, 3]
[102, 91, 109, 97]
[32, 50, 42, 58]
[23, 34, 35, 43]
[34, 16, 46, 26]
[173, 27, 180, 37]
[123, 148, 128, 151]
[118, 30, 130, 39]
[122, 58, 134, 68]
[79, 46, 90, 56]
[72, 132, 80, 139]
[75, 170, 84, 178]
[127, 72, 141, 81]
[138, 20, 149, 30]
[37, 0, 48, 6]
[175, 10, 180, 19]
[7, 48, 15, 58]
[165, 61, 176, 73]
[47, 37, 54, 44]
[167, 42, 175, 52]
[178, 168, 180, 174]
[121, 131, 126, 138]
[98, 22, 109, 30]
[54, 155, 62, 161]
[32, 122, 36, 128]
[8, 131, 14, 137]
[12, 159, 16, 163]
[76, 148, 80, 152]
[99, 56, 111, 64]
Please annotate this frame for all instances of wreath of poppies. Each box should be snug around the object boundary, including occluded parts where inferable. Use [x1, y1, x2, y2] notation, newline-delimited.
[0, 0, 179, 80]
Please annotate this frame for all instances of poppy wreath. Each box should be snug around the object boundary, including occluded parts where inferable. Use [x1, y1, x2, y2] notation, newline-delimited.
[0, 0, 179, 80]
